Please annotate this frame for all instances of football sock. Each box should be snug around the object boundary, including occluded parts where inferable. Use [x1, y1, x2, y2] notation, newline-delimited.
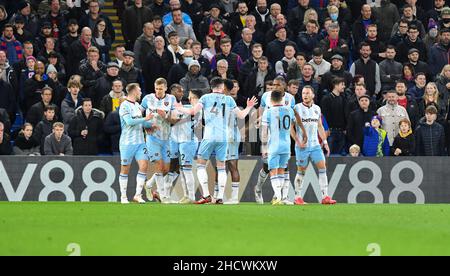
[197, 164, 210, 197]
[217, 168, 227, 200]
[256, 169, 268, 191]
[270, 175, 282, 200]
[179, 169, 188, 198]
[183, 167, 195, 201]
[155, 173, 165, 198]
[231, 182, 240, 202]
[119, 174, 128, 198]
[135, 172, 146, 197]
[145, 174, 156, 189]
[282, 172, 290, 200]
[295, 171, 305, 198]
[164, 173, 174, 198]
[318, 169, 329, 198]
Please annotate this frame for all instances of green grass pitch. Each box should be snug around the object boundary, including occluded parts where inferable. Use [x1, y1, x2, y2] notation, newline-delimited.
[1, 202, 450, 256]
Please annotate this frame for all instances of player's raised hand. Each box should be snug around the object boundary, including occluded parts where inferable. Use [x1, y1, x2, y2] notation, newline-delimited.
[247, 96, 258, 108]
[144, 112, 154, 121]
[156, 109, 166, 118]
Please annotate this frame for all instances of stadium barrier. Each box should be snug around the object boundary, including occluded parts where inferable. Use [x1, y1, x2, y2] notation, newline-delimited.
[0, 156, 449, 203]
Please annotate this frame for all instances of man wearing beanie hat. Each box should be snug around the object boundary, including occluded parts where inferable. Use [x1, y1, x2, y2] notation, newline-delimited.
[10, 1, 39, 38]
[429, 28, 450, 76]
[180, 59, 210, 98]
[119, 50, 142, 86]
[347, 92, 377, 152]
[424, 18, 440, 49]
[377, 90, 410, 147]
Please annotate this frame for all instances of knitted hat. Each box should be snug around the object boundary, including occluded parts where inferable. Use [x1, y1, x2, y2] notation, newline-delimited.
[442, 7, 450, 17]
[26, 56, 36, 63]
[372, 115, 382, 126]
[46, 64, 57, 74]
[188, 59, 200, 70]
[428, 18, 438, 30]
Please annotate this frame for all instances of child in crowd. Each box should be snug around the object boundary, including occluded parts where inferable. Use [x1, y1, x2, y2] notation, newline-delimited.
[391, 119, 415, 156]
[363, 116, 390, 157]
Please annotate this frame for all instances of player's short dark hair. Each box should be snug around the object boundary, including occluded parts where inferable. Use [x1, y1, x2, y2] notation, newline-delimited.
[224, 79, 234, 91]
[210, 77, 225, 90]
[189, 89, 203, 99]
[302, 85, 315, 94]
[271, 90, 283, 103]
[170, 83, 183, 93]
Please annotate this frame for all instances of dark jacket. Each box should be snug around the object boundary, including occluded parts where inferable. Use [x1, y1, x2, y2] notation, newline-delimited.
[0, 80, 15, 119]
[99, 91, 126, 118]
[429, 43, 450, 77]
[287, 4, 314, 36]
[266, 39, 297, 67]
[399, 95, 420, 130]
[121, 5, 153, 46]
[320, 67, 353, 92]
[119, 65, 143, 87]
[319, 37, 350, 64]
[40, 10, 68, 38]
[391, 133, 415, 156]
[232, 39, 254, 62]
[352, 15, 378, 47]
[297, 31, 322, 58]
[68, 108, 105, 155]
[26, 101, 60, 127]
[79, 59, 107, 99]
[244, 68, 277, 99]
[68, 39, 99, 75]
[0, 133, 12, 155]
[103, 109, 121, 153]
[142, 50, 171, 94]
[92, 74, 121, 107]
[396, 37, 428, 64]
[23, 76, 55, 114]
[415, 121, 446, 156]
[33, 118, 57, 155]
[0, 108, 11, 133]
[211, 52, 243, 79]
[79, 13, 115, 42]
[133, 34, 155, 69]
[346, 108, 377, 150]
[167, 63, 189, 87]
[13, 133, 40, 155]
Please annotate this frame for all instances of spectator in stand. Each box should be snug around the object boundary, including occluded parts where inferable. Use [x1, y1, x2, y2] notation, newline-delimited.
[321, 77, 348, 155]
[235, 15, 265, 45]
[68, 27, 97, 76]
[424, 19, 440, 51]
[239, 43, 263, 87]
[287, 52, 307, 81]
[119, 50, 143, 86]
[121, 0, 153, 50]
[417, 82, 447, 119]
[165, 31, 185, 66]
[93, 19, 112, 64]
[24, 60, 55, 117]
[407, 72, 427, 101]
[363, 115, 390, 157]
[10, 1, 40, 38]
[345, 83, 376, 119]
[167, 49, 192, 85]
[377, 90, 410, 146]
[364, 24, 386, 64]
[100, 79, 125, 118]
[191, 41, 211, 78]
[26, 86, 59, 127]
[180, 60, 210, 98]
[266, 25, 296, 67]
[265, 14, 294, 45]
[296, 19, 321, 58]
[396, 80, 420, 129]
[164, 8, 196, 46]
[390, 18, 409, 46]
[13, 123, 40, 155]
[0, 24, 23, 65]
[319, 22, 350, 64]
[407, 48, 430, 80]
[112, 44, 125, 68]
[374, 0, 400, 42]
[40, 0, 68, 39]
[61, 78, 83, 128]
[0, 108, 10, 134]
[429, 28, 450, 78]
[33, 105, 57, 155]
[103, 97, 124, 155]
[47, 50, 66, 85]
[68, 98, 104, 155]
[37, 37, 65, 65]
[352, 4, 378, 49]
[201, 34, 217, 62]
[346, 94, 377, 153]
[0, 121, 12, 155]
[232, 28, 254, 63]
[415, 105, 446, 156]
[133, 22, 155, 69]
[244, 56, 276, 99]
[297, 63, 321, 103]
[320, 54, 353, 93]
[0, 66, 15, 124]
[163, 0, 193, 27]
[436, 64, 450, 106]
[43, 122, 73, 156]
[142, 36, 171, 94]
[93, 62, 120, 107]
[0, 5, 7, 32]
[379, 45, 403, 91]
[275, 42, 297, 77]
[60, 19, 79, 59]
[392, 4, 426, 40]
[350, 42, 381, 97]
[79, 0, 115, 42]
[210, 59, 235, 80]
[251, 0, 271, 33]
[13, 15, 33, 44]
[396, 24, 428, 64]
[287, 0, 316, 36]
[425, 0, 447, 24]
[150, 0, 170, 18]
[211, 37, 243, 79]
[391, 118, 416, 156]
[308, 47, 331, 81]
[79, 46, 106, 99]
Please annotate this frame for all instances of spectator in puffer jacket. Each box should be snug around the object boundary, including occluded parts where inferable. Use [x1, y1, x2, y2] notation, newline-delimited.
[391, 118, 415, 156]
[415, 105, 446, 156]
[32, 105, 58, 155]
[363, 115, 390, 157]
[61, 78, 84, 129]
[13, 123, 40, 156]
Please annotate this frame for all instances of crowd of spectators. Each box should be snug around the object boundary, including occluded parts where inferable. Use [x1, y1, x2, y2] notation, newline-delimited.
[0, 0, 450, 157]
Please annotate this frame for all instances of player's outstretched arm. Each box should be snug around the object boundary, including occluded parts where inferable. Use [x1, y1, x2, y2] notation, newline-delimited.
[174, 102, 203, 115]
[123, 113, 153, 127]
[234, 97, 258, 119]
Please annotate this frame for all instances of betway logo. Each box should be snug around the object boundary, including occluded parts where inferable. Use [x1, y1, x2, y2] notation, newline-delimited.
[301, 118, 319, 123]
